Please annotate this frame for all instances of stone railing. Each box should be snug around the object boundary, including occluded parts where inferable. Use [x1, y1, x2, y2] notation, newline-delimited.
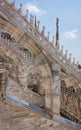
[0, 34, 24, 60]
[0, 35, 33, 69]
[61, 86, 81, 123]
[0, 0, 81, 81]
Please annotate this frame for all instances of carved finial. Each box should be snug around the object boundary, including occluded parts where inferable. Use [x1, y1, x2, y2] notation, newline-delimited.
[65, 50, 68, 57]
[42, 26, 45, 35]
[35, 15, 37, 27]
[32, 15, 34, 25]
[61, 45, 63, 53]
[10, 0, 16, 7]
[30, 15, 34, 25]
[73, 57, 75, 64]
[20, 3, 23, 13]
[55, 17, 59, 49]
[17, 3, 23, 13]
[52, 36, 54, 44]
[30, 15, 32, 24]
[47, 31, 50, 40]
[69, 53, 72, 61]
[25, 9, 29, 19]
[37, 21, 40, 31]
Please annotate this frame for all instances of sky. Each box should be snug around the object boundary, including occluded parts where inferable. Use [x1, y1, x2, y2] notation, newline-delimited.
[9, 0, 81, 63]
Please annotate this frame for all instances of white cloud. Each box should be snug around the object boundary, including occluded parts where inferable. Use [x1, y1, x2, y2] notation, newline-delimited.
[64, 29, 78, 39]
[26, 3, 46, 14]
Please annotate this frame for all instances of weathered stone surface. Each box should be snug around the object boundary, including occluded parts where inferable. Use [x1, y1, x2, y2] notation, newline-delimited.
[0, 1, 81, 129]
[0, 102, 76, 130]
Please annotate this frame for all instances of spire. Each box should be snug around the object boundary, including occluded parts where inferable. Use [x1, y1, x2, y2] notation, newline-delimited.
[65, 50, 68, 57]
[25, 9, 29, 19]
[73, 57, 75, 64]
[61, 45, 64, 53]
[35, 15, 37, 28]
[30, 15, 34, 25]
[37, 21, 40, 31]
[52, 36, 54, 44]
[32, 15, 34, 25]
[55, 17, 59, 48]
[69, 53, 72, 61]
[30, 15, 32, 24]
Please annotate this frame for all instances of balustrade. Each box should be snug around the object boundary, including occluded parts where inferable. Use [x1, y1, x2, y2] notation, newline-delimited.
[0, 34, 32, 67]
[61, 86, 81, 120]
[0, 34, 25, 61]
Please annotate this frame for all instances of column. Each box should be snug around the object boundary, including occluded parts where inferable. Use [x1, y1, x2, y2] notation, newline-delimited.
[52, 63, 61, 116]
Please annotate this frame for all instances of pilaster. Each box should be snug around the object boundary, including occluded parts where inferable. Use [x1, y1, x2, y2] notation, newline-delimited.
[52, 63, 61, 116]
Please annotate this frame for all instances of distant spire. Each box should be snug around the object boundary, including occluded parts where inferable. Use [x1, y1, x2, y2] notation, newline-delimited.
[52, 36, 54, 44]
[37, 21, 40, 30]
[61, 45, 63, 53]
[55, 17, 59, 48]
[30, 15, 32, 24]
[73, 57, 75, 64]
[69, 53, 72, 61]
[65, 50, 68, 57]
[35, 15, 37, 28]
[32, 15, 34, 25]
[30, 15, 34, 25]
[25, 9, 29, 19]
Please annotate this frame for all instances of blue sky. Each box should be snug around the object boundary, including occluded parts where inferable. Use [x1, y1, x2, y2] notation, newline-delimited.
[10, 0, 81, 63]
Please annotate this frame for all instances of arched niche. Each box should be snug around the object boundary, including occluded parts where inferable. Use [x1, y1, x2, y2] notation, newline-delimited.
[20, 47, 33, 67]
[0, 29, 17, 46]
[27, 68, 45, 96]
[27, 62, 53, 110]
[0, 16, 22, 43]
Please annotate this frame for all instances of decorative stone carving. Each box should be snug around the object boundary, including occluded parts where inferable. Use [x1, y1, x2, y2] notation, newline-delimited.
[0, 60, 7, 100]
[27, 69, 45, 96]
[61, 80, 81, 123]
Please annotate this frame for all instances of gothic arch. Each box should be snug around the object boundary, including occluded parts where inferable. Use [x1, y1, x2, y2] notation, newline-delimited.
[0, 15, 23, 42]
